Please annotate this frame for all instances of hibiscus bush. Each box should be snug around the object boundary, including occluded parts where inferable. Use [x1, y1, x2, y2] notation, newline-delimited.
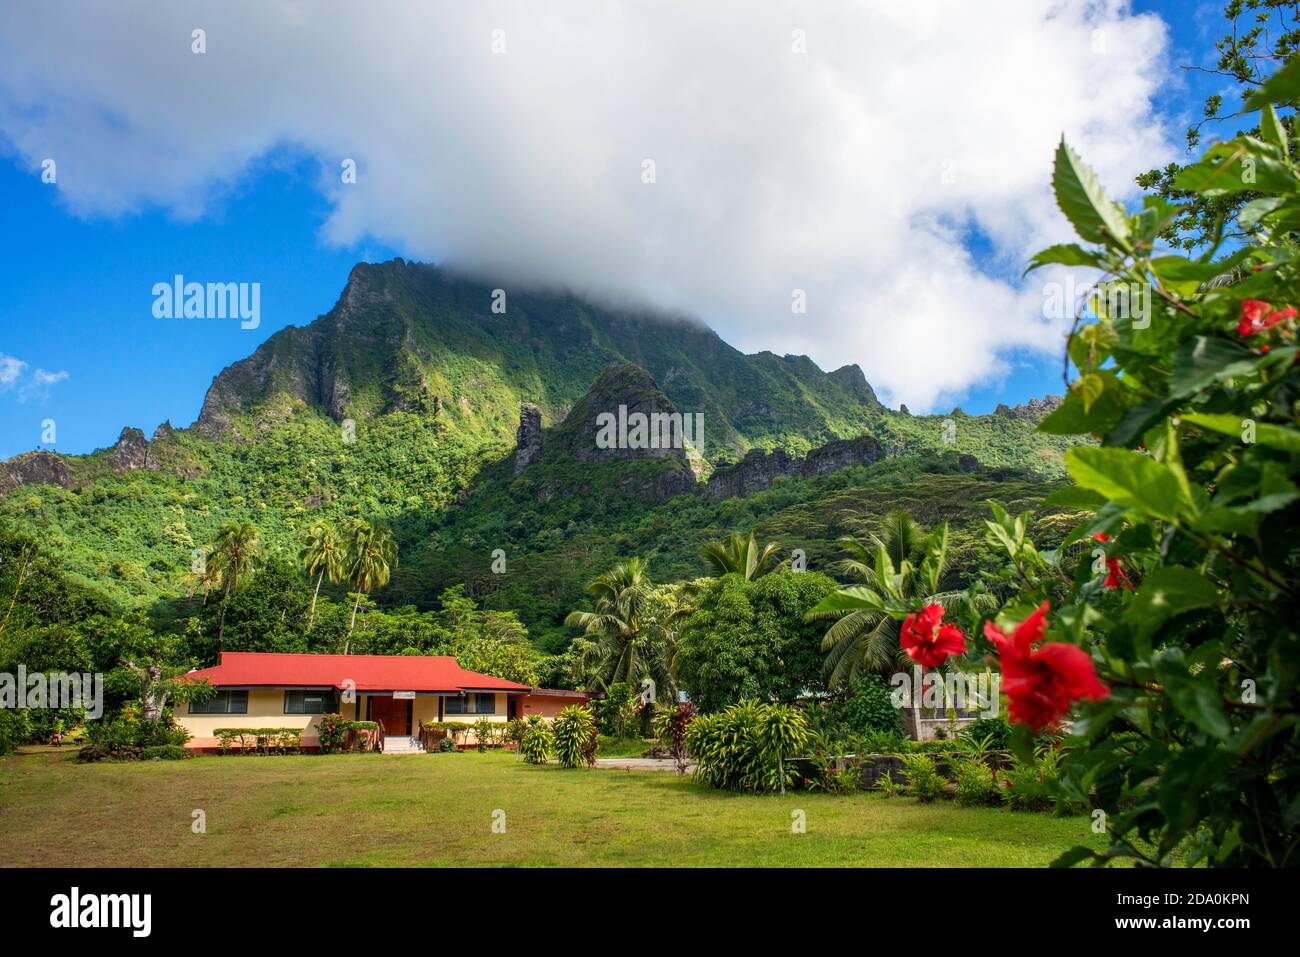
[979, 71, 1300, 866]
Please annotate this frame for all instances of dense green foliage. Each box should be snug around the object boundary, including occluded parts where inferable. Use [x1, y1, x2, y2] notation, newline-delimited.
[994, 77, 1300, 864]
[677, 571, 836, 714]
[686, 700, 810, 793]
[551, 705, 598, 768]
[519, 723, 555, 764]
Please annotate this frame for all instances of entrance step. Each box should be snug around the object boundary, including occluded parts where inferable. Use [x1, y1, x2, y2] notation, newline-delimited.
[382, 735, 423, 754]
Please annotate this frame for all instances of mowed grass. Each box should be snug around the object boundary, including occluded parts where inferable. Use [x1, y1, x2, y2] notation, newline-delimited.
[0, 750, 1105, 867]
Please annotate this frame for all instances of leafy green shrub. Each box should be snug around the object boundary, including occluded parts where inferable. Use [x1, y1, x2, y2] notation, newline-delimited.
[0, 709, 31, 756]
[835, 676, 903, 736]
[806, 749, 860, 794]
[1002, 747, 1075, 814]
[318, 713, 348, 753]
[552, 705, 598, 768]
[958, 716, 1010, 750]
[141, 745, 189, 761]
[952, 758, 1000, 807]
[685, 700, 810, 793]
[213, 727, 305, 754]
[503, 718, 528, 755]
[596, 682, 638, 737]
[86, 714, 188, 755]
[473, 717, 498, 752]
[900, 754, 946, 803]
[520, 723, 555, 764]
[859, 729, 909, 755]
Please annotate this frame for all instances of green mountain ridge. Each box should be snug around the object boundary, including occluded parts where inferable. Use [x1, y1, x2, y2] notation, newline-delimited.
[195, 258, 887, 461]
[0, 259, 1080, 645]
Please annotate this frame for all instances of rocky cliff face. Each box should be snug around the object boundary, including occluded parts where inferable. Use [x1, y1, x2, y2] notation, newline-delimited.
[513, 403, 542, 475]
[0, 419, 189, 494]
[702, 433, 884, 500]
[0, 451, 73, 493]
[196, 261, 398, 438]
[995, 395, 1063, 423]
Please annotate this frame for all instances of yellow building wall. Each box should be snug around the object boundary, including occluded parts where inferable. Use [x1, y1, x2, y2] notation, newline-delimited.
[177, 689, 325, 741]
[177, 690, 511, 746]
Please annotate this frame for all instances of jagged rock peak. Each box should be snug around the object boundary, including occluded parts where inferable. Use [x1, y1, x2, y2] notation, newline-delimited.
[110, 427, 149, 471]
[552, 364, 698, 468]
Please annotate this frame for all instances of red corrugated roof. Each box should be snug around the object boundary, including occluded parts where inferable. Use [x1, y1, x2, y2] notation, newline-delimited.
[182, 652, 530, 693]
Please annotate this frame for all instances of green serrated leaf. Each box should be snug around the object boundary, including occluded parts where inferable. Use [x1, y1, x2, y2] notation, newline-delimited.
[1065, 447, 1194, 523]
[1246, 57, 1300, 109]
[1170, 336, 1261, 399]
[1053, 138, 1131, 248]
[1260, 103, 1290, 157]
[1024, 243, 1105, 275]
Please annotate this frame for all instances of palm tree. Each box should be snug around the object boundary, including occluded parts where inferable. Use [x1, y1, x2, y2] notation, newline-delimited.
[565, 559, 678, 700]
[343, 520, 397, 652]
[179, 552, 224, 647]
[805, 510, 992, 687]
[299, 520, 345, 633]
[207, 521, 261, 650]
[699, 530, 782, 580]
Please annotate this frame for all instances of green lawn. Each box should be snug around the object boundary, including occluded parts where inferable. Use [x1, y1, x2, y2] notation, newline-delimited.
[0, 749, 1105, 867]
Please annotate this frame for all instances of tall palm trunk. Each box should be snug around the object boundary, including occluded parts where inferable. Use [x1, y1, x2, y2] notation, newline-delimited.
[346, 591, 362, 654]
[307, 571, 324, 633]
[0, 548, 33, 640]
[216, 580, 233, 651]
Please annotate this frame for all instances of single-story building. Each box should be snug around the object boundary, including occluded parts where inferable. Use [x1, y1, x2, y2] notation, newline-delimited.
[176, 651, 589, 752]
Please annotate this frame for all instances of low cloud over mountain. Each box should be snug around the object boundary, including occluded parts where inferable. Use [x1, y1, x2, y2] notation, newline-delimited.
[0, 0, 1173, 411]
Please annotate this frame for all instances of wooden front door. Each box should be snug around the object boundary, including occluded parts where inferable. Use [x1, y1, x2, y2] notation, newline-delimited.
[370, 696, 411, 735]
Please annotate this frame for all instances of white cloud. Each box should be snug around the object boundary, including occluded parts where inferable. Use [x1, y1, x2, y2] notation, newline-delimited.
[0, 353, 67, 401]
[0, 0, 1174, 411]
[0, 354, 25, 391]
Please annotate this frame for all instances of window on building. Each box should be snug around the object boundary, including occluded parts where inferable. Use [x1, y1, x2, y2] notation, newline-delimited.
[284, 689, 338, 714]
[188, 690, 249, 715]
[444, 693, 496, 715]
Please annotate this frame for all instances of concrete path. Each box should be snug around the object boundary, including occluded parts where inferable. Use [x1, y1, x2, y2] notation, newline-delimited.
[593, 757, 693, 772]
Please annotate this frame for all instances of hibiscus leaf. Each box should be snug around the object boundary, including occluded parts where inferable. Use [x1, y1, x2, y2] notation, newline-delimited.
[1127, 566, 1219, 643]
[1024, 243, 1105, 275]
[1260, 104, 1290, 158]
[1246, 56, 1300, 108]
[1051, 845, 1101, 868]
[1173, 138, 1299, 197]
[1044, 486, 1107, 510]
[1184, 412, 1300, 453]
[1155, 657, 1233, 740]
[1052, 138, 1132, 249]
[1169, 336, 1261, 399]
[1065, 447, 1194, 523]
[1158, 746, 1235, 837]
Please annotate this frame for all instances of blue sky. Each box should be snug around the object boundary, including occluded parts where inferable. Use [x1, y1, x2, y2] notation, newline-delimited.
[0, 2, 1243, 459]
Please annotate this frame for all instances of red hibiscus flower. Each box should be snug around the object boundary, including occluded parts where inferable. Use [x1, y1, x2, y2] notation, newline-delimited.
[984, 602, 1109, 731]
[900, 603, 967, 667]
[1238, 299, 1297, 337]
[1091, 533, 1132, 590]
